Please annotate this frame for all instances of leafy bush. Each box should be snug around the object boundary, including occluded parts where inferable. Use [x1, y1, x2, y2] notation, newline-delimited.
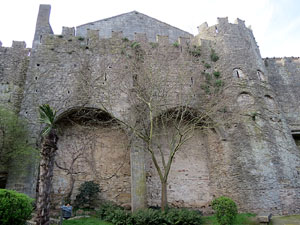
[133, 208, 165, 225]
[108, 209, 133, 225]
[0, 189, 33, 225]
[210, 49, 219, 62]
[201, 84, 211, 94]
[164, 208, 202, 225]
[97, 204, 203, 225]
[131, 41, 140, 49]
[97, 201, 124, 220]
[212, 196, 238, 225]
[0, 106, 36, 169]
[74, 181, 100, 209]
[173, 42, 179, 48]
[213, 71, 221, 78]
[214, 79, 224, 87]
[205, 73, 212, 82]
[150, 42, 158, 48]
[204, 63, 211, 69]
[189, 45, 201, 57]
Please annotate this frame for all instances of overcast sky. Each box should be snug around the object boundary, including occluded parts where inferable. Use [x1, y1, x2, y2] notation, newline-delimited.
[0, 0, 299, 57]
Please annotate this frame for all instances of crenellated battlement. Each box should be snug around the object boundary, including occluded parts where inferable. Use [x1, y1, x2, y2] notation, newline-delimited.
[38, 29, 193, 53]
[264, 56, 300, 64]
[197, 17, 252, 38]
[0, 41, 29, 49]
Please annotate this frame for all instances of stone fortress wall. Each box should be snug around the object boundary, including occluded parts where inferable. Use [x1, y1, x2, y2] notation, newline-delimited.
[1, 4, 300, 215]
[264, 57, 300, 130]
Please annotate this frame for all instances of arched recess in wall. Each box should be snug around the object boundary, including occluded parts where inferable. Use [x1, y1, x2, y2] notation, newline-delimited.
[264, 94, 280, 122]
[264, 95, 276, 109]
[52, 107, 131, 207]
[233, 68, 246, 79]
[145, 107, 224, 212]
[257, 70, 266, 82]
[237, 92, 255, 109]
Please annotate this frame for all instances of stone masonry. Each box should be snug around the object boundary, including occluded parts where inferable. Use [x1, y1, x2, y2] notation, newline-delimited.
[1, 4, 300, 215]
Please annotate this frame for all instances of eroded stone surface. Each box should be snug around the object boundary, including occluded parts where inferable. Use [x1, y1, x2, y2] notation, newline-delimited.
[52, 123, 131, 206]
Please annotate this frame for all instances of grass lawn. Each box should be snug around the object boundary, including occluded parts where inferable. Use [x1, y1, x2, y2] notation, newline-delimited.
[203, 213, 258, 225]
[63, 217, 112, 225]
[270, 215, 300, 225]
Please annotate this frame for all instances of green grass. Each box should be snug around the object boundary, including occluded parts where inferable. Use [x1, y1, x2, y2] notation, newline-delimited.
[63, 217, 112, 225]
[203, 213, 258, 225]
[270, 215, 300, 225]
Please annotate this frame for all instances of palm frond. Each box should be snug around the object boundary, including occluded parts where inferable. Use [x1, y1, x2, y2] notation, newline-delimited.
[38, 104, 57, 136]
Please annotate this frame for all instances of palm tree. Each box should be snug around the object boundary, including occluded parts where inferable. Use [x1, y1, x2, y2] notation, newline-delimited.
[35, 104, 58, 225]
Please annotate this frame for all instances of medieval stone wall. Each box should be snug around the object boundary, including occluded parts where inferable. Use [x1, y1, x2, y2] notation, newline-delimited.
[195, 18, 300, 214]
[1, 4, 300, 215]
[146, 126, 222, 214]
[52, 122, 131, 207]
[264, 57, 300, 130]
[0, 42, 30, 112]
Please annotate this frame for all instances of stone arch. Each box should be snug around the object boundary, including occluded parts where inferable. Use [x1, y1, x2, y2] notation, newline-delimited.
[52, 107, 131, 207]
[233, 68, 246, 79]
[257, 70, 266, 81]
[237, 92, 255, 108]
[264, 94, 280, 122]
[145, 107, 223, 212]
[264, 94, 276, 109]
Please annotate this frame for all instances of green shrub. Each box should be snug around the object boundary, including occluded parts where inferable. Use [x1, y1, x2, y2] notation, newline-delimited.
[0, 106, 37, 169]
[108, 209, 133, 225]
[164, 208, 202, 225]
[0, 189, 33, 225]
[150, 42, 158, 48]
[74, 181, 100, 209]
[173, 42, 179, 48]
[201, 84, 211, 94]
[205, 73, 212, 82]
[97, 201, 124, 220]
[189, 45, 201, 57]
[204, 63, 211, 69]
[212, 196, 238, 225]
[132, 208, 165, 225]
[213, 71, 221, 78]
[210, 49, 219, 62]
[131, 41, 140, 49]
[97, 205, 203, 225]
[214, 79, 224, 87]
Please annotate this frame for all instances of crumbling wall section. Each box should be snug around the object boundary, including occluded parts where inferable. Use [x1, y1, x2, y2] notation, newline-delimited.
[0, 41, 30, 112]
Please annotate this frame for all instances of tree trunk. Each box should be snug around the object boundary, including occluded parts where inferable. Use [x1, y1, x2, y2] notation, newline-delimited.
[66, 174, 75, 203]
[161, 181, 168, 211]
[36, 130, 58, 225]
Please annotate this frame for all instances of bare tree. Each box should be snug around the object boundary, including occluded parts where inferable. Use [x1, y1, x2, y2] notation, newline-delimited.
[94, 42, 232, 211]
